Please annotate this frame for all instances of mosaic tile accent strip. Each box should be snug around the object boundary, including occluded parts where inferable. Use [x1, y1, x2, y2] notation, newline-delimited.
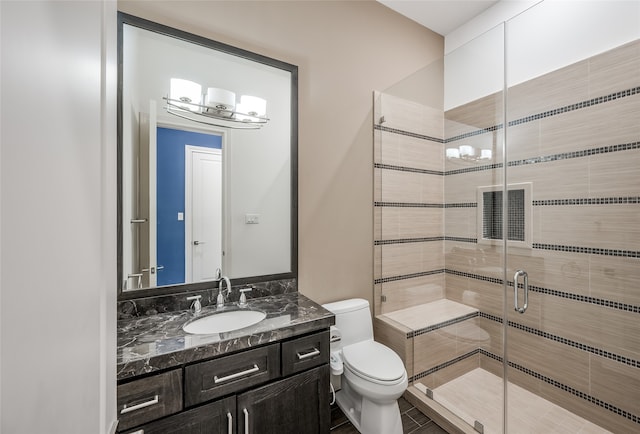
[374, 201, 444, 208]
[408, 311, 480, 339]
[444, 236, 478, 243]
[375, 124, 444, 143]
[445, 202, 477, 208]
[477, 312, 640, 369]
[445, 162, 503, 176]
[375, 236, 477, 246]
[375, 162, 444, 176]
[508, 86, 640, 127]
[413, 348, 640, 426]
[374, 269, 445, 285]
[446, 125, 503, 143]
[506, 355, 640, 426]
[411, 349, 480, 382]
[533, 197, 640, 206]
[442, 86, 640, 143]
[375, 237, 444, 246]
[520, 282, 640, 314]
[445, 269, 504, 285]
[446, 268, 640, 313]
[374, 202, 478, 208]
[508, 141, 640, 169]
[533, 243, 639, 258]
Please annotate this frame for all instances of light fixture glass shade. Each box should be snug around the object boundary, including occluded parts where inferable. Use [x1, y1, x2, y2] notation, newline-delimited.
[170, 78, 202, 112]
[446, 148, 461, 159]
[239, 95, 267, 117]
[480, 149, 493, 159]
[205, 87, 236, 117]
[234, 102, 252, 122]
[459, 145, 475, 158]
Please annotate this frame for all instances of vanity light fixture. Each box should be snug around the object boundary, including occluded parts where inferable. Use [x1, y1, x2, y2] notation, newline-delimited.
[170, 78, 202, 112]
[165, 78, 269, 129]
[446, 145, 493, 162]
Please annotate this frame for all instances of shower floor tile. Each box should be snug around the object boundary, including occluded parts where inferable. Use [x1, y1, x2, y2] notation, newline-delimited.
[429, 368, 611, 434]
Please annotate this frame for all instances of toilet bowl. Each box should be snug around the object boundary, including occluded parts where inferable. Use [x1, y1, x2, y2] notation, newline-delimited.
[323, 299, 408, 434]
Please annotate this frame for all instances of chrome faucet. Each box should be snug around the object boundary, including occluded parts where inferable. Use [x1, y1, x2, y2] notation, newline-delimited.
[215, 268, 232, 308]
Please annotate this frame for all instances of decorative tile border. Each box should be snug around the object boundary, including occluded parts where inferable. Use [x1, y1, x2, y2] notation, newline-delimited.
[374, 201, 444, 208]
[411, 347, 640, 426]
[504, 352, 640, 426]
[375, 237, 444, 246]
[411, 349, 480, 381]
[504, 316, 640, 369]
[508, 86, 640, 127]
[533, 197, 640, 206]
[375, 236, 477, 246]
[374, 269, 445, 285]
[446, 125, 503, 143]
[408, 311, 479, 339]
[375, 124, 444, 143]
[446, 162, 503, 176]
[444, 236, 478, 243]
[443, 86, 640, 141]
[445, 202, 477, 208]
[447, 268, 640, 313]
[374, 202, 478, 208]
[374, 162, 444, 176]
[533, 243, 639, 258]
[508, 141, 640, 168]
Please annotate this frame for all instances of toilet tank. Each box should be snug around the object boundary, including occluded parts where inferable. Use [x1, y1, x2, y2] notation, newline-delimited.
[322, 298, 374, 348]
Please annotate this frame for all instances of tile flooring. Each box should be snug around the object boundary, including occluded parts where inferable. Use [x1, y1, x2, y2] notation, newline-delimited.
[330, 396, 449, 434]
[428, 368, 611, 433]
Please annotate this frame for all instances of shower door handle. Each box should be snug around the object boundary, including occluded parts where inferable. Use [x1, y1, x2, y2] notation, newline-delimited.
[514, 270, 528, 314]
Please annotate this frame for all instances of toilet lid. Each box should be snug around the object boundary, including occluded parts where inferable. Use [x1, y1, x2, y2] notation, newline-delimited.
[342, 341, 405, 383]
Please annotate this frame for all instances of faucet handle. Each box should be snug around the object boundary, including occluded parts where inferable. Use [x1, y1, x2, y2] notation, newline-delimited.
[239, 288, 252, 307]
[186, 295, 202, 314]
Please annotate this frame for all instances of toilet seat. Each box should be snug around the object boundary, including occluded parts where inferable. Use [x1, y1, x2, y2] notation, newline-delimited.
[342, 340, 405, 385]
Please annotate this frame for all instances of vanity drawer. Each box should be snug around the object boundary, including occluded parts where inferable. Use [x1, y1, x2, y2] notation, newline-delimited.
[281, 330, 330, 376]
[184, 344, 280, 407]
[117, 369, 182, 431]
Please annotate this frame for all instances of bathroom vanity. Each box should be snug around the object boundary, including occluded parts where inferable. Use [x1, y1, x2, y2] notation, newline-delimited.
[116, 293, 334, 433]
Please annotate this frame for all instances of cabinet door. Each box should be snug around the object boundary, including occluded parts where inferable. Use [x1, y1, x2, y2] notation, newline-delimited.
[237, 365, 330, 434]
[120, 396, 235, 434]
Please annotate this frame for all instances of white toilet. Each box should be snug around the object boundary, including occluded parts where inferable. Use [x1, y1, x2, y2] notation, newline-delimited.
[322, 298, 408, 434]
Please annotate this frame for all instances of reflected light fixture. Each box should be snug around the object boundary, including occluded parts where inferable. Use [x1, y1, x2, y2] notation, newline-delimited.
[446, 145, 493, 162]
[170, 78, 202, 112]
[165, 78, 269, 129]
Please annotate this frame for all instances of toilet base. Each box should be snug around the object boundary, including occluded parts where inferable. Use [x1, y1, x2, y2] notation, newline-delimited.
[335, 381, 403, 434]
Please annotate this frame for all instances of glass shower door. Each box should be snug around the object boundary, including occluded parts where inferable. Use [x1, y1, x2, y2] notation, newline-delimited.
[504, 2, 640, 432]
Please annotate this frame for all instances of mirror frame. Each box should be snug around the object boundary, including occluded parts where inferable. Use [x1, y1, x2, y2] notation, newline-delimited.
[117, 12, 298, 300]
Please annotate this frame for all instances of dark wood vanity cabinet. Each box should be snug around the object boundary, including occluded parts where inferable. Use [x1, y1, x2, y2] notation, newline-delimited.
[237, 365, 330, 434]
[118, 330, 330, 434]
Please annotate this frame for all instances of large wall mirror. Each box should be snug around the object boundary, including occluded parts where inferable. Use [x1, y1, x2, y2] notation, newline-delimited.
[117, 12, 297, 297]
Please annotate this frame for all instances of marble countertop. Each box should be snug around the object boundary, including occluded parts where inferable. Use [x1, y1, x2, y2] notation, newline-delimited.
[117, 292, 334, 381]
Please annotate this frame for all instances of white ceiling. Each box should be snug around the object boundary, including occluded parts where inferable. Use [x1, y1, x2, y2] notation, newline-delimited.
[378, 0, 500, 36]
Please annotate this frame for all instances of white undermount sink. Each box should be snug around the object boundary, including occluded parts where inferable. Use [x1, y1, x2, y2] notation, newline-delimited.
[183, 309, 267, 335]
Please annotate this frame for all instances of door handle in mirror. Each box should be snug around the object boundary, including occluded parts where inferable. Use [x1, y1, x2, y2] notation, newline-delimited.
[193, 240, 206, 245]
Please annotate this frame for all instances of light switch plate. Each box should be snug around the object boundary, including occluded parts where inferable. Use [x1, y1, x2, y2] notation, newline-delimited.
[245, 213, 260, 224]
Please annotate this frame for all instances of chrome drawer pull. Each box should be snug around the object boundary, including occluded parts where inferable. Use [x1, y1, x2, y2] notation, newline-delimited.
[120, 395, 159, 414]
[227, 412, 233, 434]
[296, 348, 320, 360]
[243, 408, 249, 434]
[214, 364, 259, 384]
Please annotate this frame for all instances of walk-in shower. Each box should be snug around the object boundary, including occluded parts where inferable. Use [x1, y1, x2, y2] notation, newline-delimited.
[373, 2, 639, 432]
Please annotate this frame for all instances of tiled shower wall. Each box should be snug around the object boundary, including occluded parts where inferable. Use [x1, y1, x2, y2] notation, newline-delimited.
[374, 40, 640, 432]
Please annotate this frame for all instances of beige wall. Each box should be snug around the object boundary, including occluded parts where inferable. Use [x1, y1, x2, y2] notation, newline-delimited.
[118, 0, 444, 305]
